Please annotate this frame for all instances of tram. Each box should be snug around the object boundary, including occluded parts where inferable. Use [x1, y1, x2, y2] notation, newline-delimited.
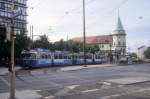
[20, 48, 105, 68]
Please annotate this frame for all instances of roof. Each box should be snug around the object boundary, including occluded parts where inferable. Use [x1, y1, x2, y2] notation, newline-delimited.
[113, 15, 126, 35]
[72, 35, 112, 44]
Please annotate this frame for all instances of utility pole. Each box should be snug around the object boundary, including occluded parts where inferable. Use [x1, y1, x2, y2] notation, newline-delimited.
[83, 0, 86, 67]
[29, 25, 31, 39]
[10, 0, 16, 98]
[31, 25, 33, 49]
[32, 25, 33, 41]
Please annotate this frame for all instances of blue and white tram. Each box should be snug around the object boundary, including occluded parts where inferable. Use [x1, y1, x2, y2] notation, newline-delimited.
[94, 53, 106, 64]
[86, 53, 94, 64]
[94, 53, 102, 64]
[52, 51, 72, 66]
[20, 48, 105, 68]
[72, 53, 84, 65]
[71, 52, 94, 65]
[20, 49, 52, 68]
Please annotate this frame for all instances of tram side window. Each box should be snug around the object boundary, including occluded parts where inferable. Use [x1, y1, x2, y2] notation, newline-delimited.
[88, 55, 92, 59]
[48, 54, 51, 59]
[40, 54, 48, 59]
[54, 55, 58, 59]
[68, 56, 71, 59]
[59, 55, 63, 59]
[64, 56, 68, 59]
[32, 54, 36, 59]
[79, 56, 84, 59]
[96, 55, 101, 59]
[86, 55, 88, 59]
[45, 55, 48, 59]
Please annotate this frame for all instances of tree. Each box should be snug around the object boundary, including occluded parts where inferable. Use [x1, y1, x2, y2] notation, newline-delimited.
[33, 35, 52, 49]
[0, 32, 31, 65]
[131, 53, 137, 58]
[86, 44, 99, 53]
[15, 32, 31, 58]
[53, 39, 66, 51]
[144, 47, 150, 59]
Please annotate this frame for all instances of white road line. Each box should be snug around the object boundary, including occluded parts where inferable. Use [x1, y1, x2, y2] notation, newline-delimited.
[102, 82, 112, 86]
[44, 96, 55, 99]
[0, 77, 10, 87]
[81, 89, 99, 93]
[66, 85, 80, 90]
[35, 90, 41, 92]
[101, 94, 121, 99]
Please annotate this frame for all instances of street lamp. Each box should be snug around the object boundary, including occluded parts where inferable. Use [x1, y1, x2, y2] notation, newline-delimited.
[83, 0, 86, 67]
[9, 0, 22, 98]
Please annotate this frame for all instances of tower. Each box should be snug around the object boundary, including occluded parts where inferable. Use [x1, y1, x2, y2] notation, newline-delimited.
[112, 15, 126, 55]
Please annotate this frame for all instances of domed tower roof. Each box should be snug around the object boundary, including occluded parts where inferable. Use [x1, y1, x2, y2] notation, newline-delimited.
[113, 15, 126, 35]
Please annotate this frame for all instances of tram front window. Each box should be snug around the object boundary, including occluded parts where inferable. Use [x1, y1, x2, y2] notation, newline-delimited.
[21, 53, 36, 59]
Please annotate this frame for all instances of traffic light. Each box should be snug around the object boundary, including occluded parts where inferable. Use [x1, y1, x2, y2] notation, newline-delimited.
[0, 26, 6, 40]
[5, 24, 11, 41]
[0, 24, 11, 42]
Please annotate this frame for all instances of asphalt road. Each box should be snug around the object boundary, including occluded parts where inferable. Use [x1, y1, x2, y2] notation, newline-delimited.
[1, 63, 150, 99]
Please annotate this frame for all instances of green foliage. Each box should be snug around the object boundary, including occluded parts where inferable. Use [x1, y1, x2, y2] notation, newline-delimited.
[15, 32, 31, 58]
[0, 39, 11, 59]
[32, 35, 100, 53]
[131, 53, 137, 58]
[144, 47, 150, 59]
[0, 32, 31, 64]
[33, 35, 53, 50]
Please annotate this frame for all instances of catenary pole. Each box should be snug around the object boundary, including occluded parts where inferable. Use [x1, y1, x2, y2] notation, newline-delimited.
[10, 0, 16, 98]
[83, 0, 86, 67]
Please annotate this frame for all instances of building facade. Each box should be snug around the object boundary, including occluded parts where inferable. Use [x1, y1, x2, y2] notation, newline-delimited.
[0, 0, 27, 34]
[112, 16, 126, 55]
[137, 46, 147, 59]
[72, 15, 127, 55]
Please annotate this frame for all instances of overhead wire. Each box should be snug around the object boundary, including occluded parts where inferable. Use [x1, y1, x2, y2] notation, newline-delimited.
[85, 0, 129, 30]
[48, 0, 99, 34]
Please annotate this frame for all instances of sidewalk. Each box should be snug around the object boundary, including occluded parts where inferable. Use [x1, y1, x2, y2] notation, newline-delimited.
[0, 67, 21, 76]
[0, 90, 42, 99]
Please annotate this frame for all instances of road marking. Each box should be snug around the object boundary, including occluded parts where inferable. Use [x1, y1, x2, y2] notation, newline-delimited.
[102, 82, 112, 86]
[81, 89, 99, 93]
[101, 94, 120, 99]
[66, 85, 80, 90]
[44, 96, 55, 99]
[0, 77, 10, 87]
[35, 90, 41, 92]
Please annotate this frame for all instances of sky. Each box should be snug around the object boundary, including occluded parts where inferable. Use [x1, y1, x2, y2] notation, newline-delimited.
[27, 0, 150, 52]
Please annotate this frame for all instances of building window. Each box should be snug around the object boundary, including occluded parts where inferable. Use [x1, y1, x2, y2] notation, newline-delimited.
[118, 42, 120, 46]
[123, 42, 125, 46]
[0, 2, 5, 10]
[101, 45, 104, 48]
[114, 42, 116, 46]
